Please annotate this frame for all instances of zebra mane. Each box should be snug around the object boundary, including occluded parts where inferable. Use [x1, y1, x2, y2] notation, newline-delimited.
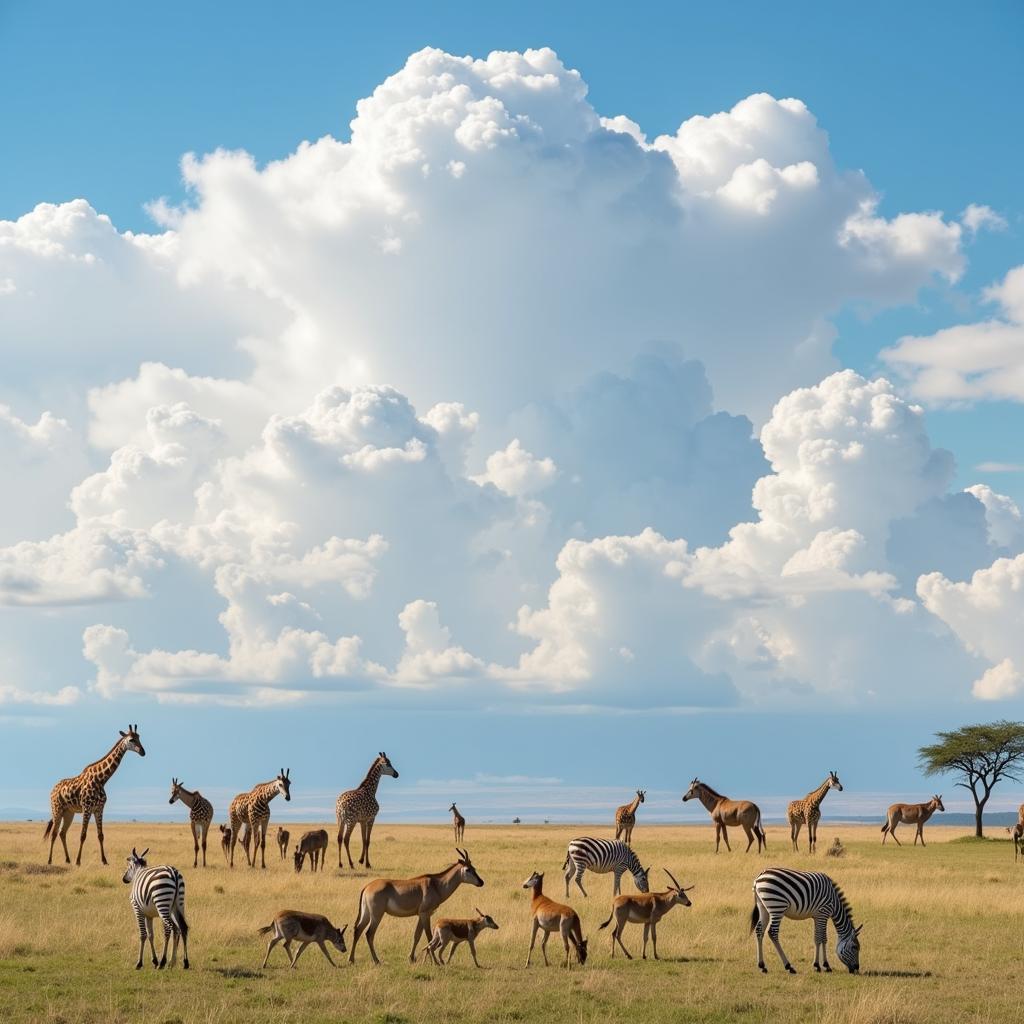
[833, 882, 855, 932]
[624, 843, 643, 874]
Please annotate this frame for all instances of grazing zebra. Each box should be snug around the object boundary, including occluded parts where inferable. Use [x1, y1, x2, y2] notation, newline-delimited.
[750, 867, 861, 975]
[121, 847, 190, 970]
[562, 837, 650, 897]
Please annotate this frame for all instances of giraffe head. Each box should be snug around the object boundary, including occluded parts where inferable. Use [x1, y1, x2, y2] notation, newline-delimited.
[828, 771, 843, 792]
[378, 752, 399, 779]
[682, 778, 702, 802]
[449, 802, 458, 813]
[455, 848, 484, 887]
[637, 789, 646, 803]
[169, 778, 184, 805]
[122, 846, 149, 884]
[119, 724, 145, 757]
[276, 768, 292, 801]
[932, 794, 945, 812]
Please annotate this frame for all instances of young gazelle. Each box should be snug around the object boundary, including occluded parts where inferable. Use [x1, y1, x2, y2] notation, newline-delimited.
[523, 870, 588, 968]
[259, 910, 347, 969]
[220, 824, 250, 865]
[598, 869, 694, 960]
[276, 827, 290, 861]
[422, 909, 499, 967]
[349, 848, 484, 965]
[880, 795, 944, 846]
[449, 803, 466, 843]
[293, 829, 329, 873]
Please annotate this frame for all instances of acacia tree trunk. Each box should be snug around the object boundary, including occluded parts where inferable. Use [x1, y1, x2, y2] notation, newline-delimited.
[972, 781, 992, 838]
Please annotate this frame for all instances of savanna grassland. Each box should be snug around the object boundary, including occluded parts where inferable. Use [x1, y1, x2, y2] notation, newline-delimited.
[1, 821, 1023, 1024]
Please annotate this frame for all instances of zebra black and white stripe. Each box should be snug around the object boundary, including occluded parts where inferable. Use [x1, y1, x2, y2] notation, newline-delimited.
[121, 847, 190, 970]
[563, 837, 650, 897]
[750, 867, 861, 974]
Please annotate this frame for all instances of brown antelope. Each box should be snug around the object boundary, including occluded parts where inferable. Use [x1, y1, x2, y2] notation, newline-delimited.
[293, 829, 329, 873]
[259, 910, 347, 969]
[422, 909, 498, 967]
[523, 870, 588, 968]
[220, 823, 250, 865]
[683, 778, 766, 853]
[348, 848, 484, 965]
[614, 790, 645, 845]
[1007, 823, 1024, 861]
[449, 802, 466, 843]
[788, 771, 843, 853]
[880, 795, 944, 846]
[276, 827, 290, 860]
[598, 869, 694, 960]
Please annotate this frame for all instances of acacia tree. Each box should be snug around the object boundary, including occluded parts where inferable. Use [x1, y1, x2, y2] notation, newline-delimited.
[918, 721, 1024, 837]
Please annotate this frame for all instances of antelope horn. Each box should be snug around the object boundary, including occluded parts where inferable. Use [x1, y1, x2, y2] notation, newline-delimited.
[140, 848, 149, 858]
[664, 868, 681, 890]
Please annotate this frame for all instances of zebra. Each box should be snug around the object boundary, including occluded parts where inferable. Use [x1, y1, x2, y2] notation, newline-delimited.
[121, 847, 190, 970]
[562, 837, 650, 897]
[750, 867, 861, 975]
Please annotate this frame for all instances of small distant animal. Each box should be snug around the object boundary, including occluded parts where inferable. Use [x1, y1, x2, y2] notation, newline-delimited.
[563, 837, 650, 897]
[449, 803, 466, 843]
[293, 829, 329, 873]
[825, 837, 845, 859]
[276, 827, 290, 860]
[349, 848, 484, 965]
[787, 772, 843, 854]
[1007, 824, 1024, 862]
[169, 778, 214, 868]
[614, 789, 646, 845]
[121, 847, 189, 970]
[259, 910, 347, 969]
[523, 870, 587, 968]
[598, 869, 694, 960]
[880, 795, 944, 846]
[220, 823, 250, 865]
[513, 817, 521, 824]
[751, 867, 861, 974]
[683, 778, 766, 853]
[422, 908, 499, 967]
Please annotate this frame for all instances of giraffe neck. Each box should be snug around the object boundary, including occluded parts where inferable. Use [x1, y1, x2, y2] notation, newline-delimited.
[805, 778, 833, 811]
[359, 760, 384, 798]
[176, 785, 199, 809]
[252, 781, 280, 805]
[84, 737, 128, 786]
[627, 795, 641, 815]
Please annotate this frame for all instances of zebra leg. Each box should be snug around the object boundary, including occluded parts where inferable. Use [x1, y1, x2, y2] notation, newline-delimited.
[812, 915, 827, 971]
[613, 869, 622, 896]
[563, 858, 574, 896]
[766, 915, 795, 973]
[158, 914, 172, 968]
[134, 907, 148, 969]
[169, 920, 179, 968]
[146, 916, 158, 967]
[753, 901, 769, 973]
[574, 867, 589, 898]
[526, 919, 540, 967]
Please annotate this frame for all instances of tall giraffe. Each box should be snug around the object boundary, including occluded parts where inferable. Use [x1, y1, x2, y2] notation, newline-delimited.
[614, 789, 646, 845]
[450, 802, 466, 843]
[336, 752, 399, 869]
[788, 771, 843, 853]
[169, 778, 214, 868]
[229, 769, 291, 869]
[43, 724, 145, 866]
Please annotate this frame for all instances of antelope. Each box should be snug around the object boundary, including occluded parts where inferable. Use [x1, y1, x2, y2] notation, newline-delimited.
[220, 824, 250, 865]
[348, 848, 484, 965]
[450, 803, 466, 843]
[880, 795, 945, 846]
[259, 910, 347, 969]
[614, 790, 645, 844]
[683, 778, 766, 853]
[276, 827, 290, 860]
[598, 869, 694, 960]
[293, 829, 329, 873]
[1007, 824, 1024, 862]
[523, 870, 588, 968]
[422, 909, 499, 967]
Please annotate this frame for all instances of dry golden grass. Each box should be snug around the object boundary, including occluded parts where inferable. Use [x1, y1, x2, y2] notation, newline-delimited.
[2, 821, 1024, 1023]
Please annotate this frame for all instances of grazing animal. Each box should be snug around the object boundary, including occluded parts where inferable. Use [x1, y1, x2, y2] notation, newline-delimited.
[751, 867, 861, 974]
[513, 817, 522, 824]
[219, 823, 250, 865]
[122, 847, 189, 970]
[44, 724, 145, 866]
[598, 869, 694, 960]
[422, 909, 498, 967]
[276, 827, 290, 860]
[563, 837, 650, 897]
[825, 837, 845, 859]
[168, 778, 214, 868]
[259, 910, 347, 969]
[449, 802, 466, 843]
[614, 789, 646, 845]
[228, 768, 291, 868]
[1007, 824, 1024, 862]
[336, 752, 399, 870]
[349, 848, 483, 965]
[293, 829, 329, 873]
[683, 778, 766, 853]
[880, 795, 944, 846]
[788, 772, 843, 853]
[523, 870, 587, 968]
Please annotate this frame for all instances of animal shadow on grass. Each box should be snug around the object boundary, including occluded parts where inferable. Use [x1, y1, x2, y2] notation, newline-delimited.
[862, 969, 933, 978]
[658, 956, 719, 964]
[212, 966, 265, 979]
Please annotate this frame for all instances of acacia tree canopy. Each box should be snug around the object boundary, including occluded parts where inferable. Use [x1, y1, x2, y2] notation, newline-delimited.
[918, 720, 1024, 837]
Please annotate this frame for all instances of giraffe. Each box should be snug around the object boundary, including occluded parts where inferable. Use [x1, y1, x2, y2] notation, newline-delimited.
[43, 724, 145, 866]
[169, 778, 214, 868]
[450, 802, 466, 843]
[228, 769, 291, 869]
[336, 752, 399, 870]
[614, 789, 646, 845]
[787, 772, 843, 853]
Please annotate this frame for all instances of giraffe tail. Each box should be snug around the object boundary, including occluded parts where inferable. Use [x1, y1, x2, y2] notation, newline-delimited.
[42, 819, 54, 840]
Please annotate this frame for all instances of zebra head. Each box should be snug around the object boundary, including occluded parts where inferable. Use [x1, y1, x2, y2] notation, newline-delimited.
[836, 923, 862, 974]
[122, 847, 149, 884]
[829, 771, 843, 792]
[634, 863, 651, 893]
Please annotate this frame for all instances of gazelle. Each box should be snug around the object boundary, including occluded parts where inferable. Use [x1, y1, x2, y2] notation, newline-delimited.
[523, 870, 588, 968]
[276, 827, 290, 860]
[348, 848, 484, 965]
[220, 823, 250, 865]
[259, 910, 347, 969]
[880, 795, 944, 846]
[422, 909, 499, 967]
[598, 869, 694, 960]
[293, 829, 329, 873]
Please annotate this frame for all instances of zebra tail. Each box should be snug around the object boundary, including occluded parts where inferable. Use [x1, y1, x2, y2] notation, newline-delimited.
[749, 902, 759, 935]
[562, 852, 569, 870]
[42, 819, 53, 840]
[172, 877, 189, 939]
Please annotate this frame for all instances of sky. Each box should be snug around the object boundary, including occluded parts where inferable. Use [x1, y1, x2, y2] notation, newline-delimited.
[1, 1, 1023, 825]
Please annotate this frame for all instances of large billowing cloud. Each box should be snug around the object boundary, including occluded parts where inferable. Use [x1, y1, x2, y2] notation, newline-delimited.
[0, 47, 1011, 709]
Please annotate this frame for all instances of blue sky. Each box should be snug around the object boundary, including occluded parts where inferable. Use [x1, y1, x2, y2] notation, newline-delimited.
[1, 1, 1023, 822]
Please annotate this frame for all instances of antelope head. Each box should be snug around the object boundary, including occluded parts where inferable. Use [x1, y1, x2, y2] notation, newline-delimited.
[328, 924, 348, 953]
[664, 869, 695, 907]
[277, 768, 292, 801]
[474, 908, 499, 931]
[168, 777, 182, 805]
[522, 870, 543, 893]
[379, 751, 399, 779]
[120, 724, 145, 757]
[122, 846, 149, 884]
[455, 848, 483, 886]
[682, 778, 701, 803]
[828, 770, 843, 792]
[933, 794, 945, 812]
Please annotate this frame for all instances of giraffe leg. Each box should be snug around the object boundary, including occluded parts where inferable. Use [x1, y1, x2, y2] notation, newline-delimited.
[94, 806, 109, 865]
[358, 820, 369, 866]
[363, 818, 376, 869]
[342, 820, 356, 869]
[201, 821, 208, 867]
[74, 808, 92, 867]
[191, 821, 200, 868]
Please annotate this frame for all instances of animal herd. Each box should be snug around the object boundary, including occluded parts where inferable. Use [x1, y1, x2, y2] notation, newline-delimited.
[34, 725, 1023, 977]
